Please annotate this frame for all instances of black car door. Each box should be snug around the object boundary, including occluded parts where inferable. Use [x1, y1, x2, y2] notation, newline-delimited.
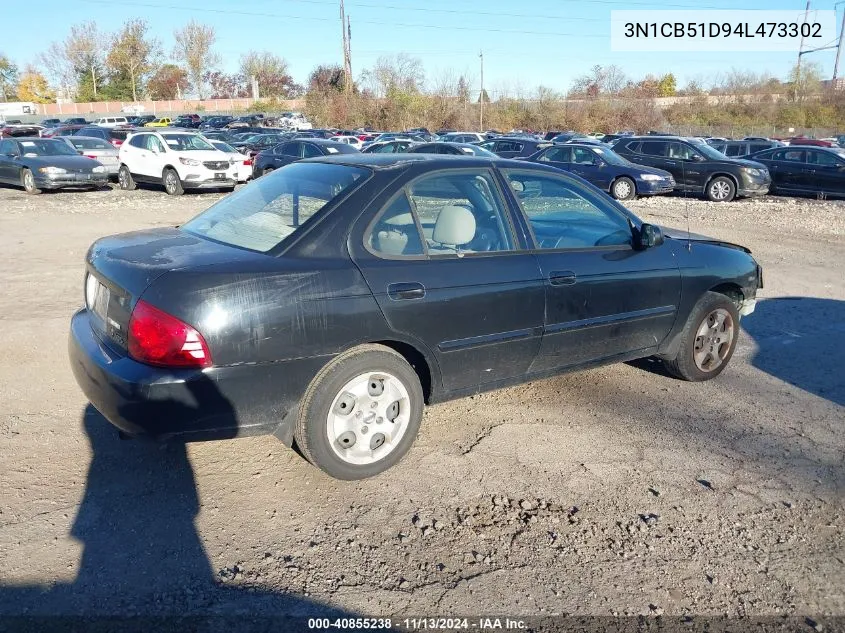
[805, 149, 845, 195]
[499, 168, 681, 372]
[350, 167, 545, 393]
[0, 139, 20, 183]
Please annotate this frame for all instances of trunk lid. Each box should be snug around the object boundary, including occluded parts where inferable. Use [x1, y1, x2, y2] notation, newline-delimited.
[84, 227, 261, 351]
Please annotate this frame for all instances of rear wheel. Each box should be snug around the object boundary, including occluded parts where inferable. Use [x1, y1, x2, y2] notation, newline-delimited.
[663, 291, 739, 381]
[163, 168, 184, 196]
[611, 177, 636, 201]
[21, 169, 41, 195]
[262, 167, 275, 177]
[293, 344, 424, 480]
[706, 176, 735, 202]
[118, 165, 136, 190]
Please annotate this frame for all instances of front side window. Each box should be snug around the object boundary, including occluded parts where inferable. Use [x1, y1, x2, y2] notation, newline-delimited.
[405, 170, 515, 255]
[540, 146, 571, 163]
[668, 142, 698, 160]
[0, 139, 18, 155]
[183, 162, 370, 253]
[807, 150, 842, 167]
[504, 170, 632, 250]
[144, 135, 165, 153]
[302, 143, 322, 158]
[572, 147, 598, 165]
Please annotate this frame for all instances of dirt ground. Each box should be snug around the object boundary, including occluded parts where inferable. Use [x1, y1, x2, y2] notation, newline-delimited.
[0, 182, 843, 630]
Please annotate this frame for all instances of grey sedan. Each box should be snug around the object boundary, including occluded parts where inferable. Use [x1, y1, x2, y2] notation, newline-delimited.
[0, 137, 108, 194]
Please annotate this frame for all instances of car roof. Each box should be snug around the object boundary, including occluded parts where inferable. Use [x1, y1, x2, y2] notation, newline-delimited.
[306, 152, 540, 170]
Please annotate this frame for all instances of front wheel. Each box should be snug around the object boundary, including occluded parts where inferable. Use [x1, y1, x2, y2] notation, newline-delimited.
[293, 344, 424, 480]
[611, 177, 636, 201]
[662, 291, 740, 381]
[21, 169, 41, 195]
[163, 168, 184, 196]
[706, 176, 736, 202]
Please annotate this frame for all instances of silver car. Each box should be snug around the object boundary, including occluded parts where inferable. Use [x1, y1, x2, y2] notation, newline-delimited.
[60, 136, 120, 178]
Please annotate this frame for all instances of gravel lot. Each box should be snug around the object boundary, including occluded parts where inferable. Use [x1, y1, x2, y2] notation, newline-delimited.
[0, 182, 843, 629]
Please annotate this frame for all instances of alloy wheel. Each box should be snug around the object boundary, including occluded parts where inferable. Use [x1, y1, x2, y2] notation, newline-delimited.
[693, 308, 735, 372]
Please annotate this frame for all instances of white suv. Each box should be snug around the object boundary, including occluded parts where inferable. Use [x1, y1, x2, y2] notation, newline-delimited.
[91, 116, 129, 128]
[118, 130, 238, 195]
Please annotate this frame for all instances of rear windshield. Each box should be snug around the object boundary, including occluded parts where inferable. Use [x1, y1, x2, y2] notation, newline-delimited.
[182, 162, 370, 253]
[69, 137, 112, 149]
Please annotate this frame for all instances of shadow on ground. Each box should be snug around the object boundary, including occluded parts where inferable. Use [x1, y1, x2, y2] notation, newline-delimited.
[0, 383, 360, 632]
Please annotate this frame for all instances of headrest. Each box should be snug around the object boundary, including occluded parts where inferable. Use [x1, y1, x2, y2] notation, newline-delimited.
[432, 206, 476, 246]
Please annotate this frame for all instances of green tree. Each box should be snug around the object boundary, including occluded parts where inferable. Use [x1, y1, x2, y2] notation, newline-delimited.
[0, 54, 18, 101]
[107, 19, 160, 102]
[657, 73, 676, 97]
[172, 20, 219, 98]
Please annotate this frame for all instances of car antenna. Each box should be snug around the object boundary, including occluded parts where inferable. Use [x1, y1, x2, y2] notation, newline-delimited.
[681, 147, 691, 251]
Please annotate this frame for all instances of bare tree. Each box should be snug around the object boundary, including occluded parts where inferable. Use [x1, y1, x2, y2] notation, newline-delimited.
[363, 53, 425, 97]
[40, 42, 77, 101]
[107, 19, 160, 102]
[239, 51, 298, 98]
[173, 20, 220, 99]
[65, 21, 105, 98]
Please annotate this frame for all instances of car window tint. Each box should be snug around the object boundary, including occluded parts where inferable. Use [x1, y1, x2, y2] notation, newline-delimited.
[572, 147, 597, 164]
[183, 163, 370, 253]
[540, 147, 571, 163]
[724, 144, 743, 157]
[367, 193, 425, 257]
[668, 142, 697, 160]
[749, 143, 770, 153]
[0, 139, 17, 155]
[639, 141, 667, 156]
[807, 150, 841, 166]
[504, 171, 632, 250]
[781, 150, 806, 162]
[128, 135, 146, 148]
[407, 170, 514, 255]
[302, 143, 322, 158]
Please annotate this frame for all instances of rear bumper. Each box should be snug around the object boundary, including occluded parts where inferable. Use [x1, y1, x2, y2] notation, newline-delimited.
[68, 309, 329, 444]
[36, 173, 108, 189]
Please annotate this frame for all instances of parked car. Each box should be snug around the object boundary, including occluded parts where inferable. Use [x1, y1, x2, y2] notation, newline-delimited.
[199, 115, 235, 130]
[62, 117, 89, 125]
[551, 132, 588, 144]
[612, 136, 770, 202]
[200, 130, 238, 143]
[118, 130, 237, 195]
[128, 115, 156, 127]
[332, 135, 364, 150]
[0, 124, 43, 138]
[40, 124, 87, 138]
[252, 139, 358, 177]
[74, 125, 130, 148]
[707, 139, 783, 157]
[91, 116, 129, 128]
[747, 145, 845, 198]
[438, 132, 486, 143]
[0, 137, 108, 194]
[786, 136, 834, 148]
[144, 117, 172, 128]
[60, 135, 120, 178]
[41, 118, 61, 127]
[476, 137, 546, 159]
[361, 140, 418, 153]
[523, 143, 675, 200]
[172, 114, 202, 128]
[209, 140, 252, 183]
[231, 133, 292, 157]
[407, 142, 497, 157]
[69, 153, 762, 480]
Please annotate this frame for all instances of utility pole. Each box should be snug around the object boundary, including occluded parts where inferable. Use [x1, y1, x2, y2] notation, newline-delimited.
[479, 50, 484, 131]
[797, 0, 812, 73]
[340, 0, 352, 93]
[347, 15, 352, 83]
[834, 2, 845, 82]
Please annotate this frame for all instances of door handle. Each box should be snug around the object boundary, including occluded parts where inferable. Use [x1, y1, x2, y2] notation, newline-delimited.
[548, 271, 577, 286]
[387, 282, 425, 300]
[664, 160, 677, 165]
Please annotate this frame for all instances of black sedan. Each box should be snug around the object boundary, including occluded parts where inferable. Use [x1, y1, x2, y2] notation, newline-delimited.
[252, 139, 357, 177]
[0, 137, 108, 194]
[407, 142, 497, 157]
[522, 142, 675, 200]
[69, 154, 761, 480]
[477, 137, 546, 159]
[747, 146, 845, 198]
[231, 133, 292, 156]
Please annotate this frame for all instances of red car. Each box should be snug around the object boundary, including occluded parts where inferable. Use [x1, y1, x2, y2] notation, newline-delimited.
[40, 124, 87, 138]
[787, 136, 834, 147]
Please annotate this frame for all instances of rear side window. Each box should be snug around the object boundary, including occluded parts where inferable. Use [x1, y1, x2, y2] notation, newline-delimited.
[640, 141, 667, 156]
[367, 193, 425, 257]
[540, 147, 571, 162]
[128, 135, 146, 148]
[182, 163, 370, 253]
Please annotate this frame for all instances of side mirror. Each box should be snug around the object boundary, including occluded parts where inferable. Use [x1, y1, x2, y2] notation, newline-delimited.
[637, 223, 664, 249]
[691, 154, 705, 162]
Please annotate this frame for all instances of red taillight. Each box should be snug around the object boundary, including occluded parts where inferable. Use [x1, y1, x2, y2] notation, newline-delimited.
[84, 154, 97, 159]
[112, 139, 123, 147]
[243, 158, 252, 166]
[128, 299, 212, 368]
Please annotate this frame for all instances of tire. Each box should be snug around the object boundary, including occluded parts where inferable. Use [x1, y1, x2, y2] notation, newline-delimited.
[293, 344, 424, 480]
[163, 168, 184, 196]
[662, 291, 740, 382]
[262, 167, 275, 177]
[706, 176, 736, 202]
[21, 169, 41, 195]
[611, 176, 636, 201]
[118, 165, 136, 190]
